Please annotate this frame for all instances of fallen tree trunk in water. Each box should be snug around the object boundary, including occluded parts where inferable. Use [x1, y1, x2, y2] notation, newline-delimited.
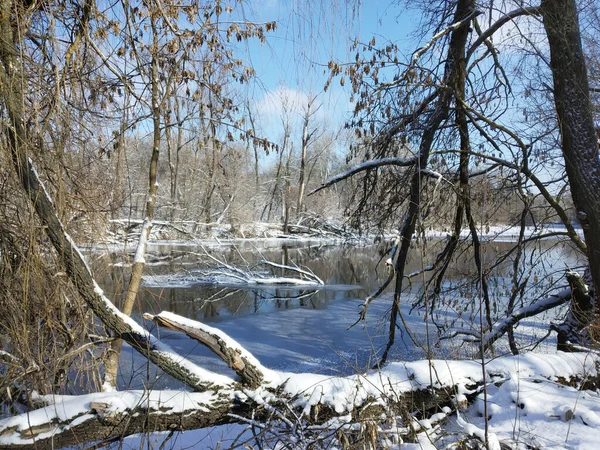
[0, 310, 598, 449]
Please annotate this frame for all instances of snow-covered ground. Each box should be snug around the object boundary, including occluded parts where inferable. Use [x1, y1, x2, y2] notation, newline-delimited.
[71, 291, 596, 450]
[12, 351, 596, 449]
[95, 220, 583, 251]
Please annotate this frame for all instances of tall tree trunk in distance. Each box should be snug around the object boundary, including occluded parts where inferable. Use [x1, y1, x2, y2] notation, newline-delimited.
[246, 99, 259, 188]
[165, 103, 174, 220]
[103, 14, 162, 390]
[203, 140, 218, 223]
[283, 141, 293, 233]
[113, 112, 126, 222]
[112, 16, 130, 228]
[542, 0, 600, 301]
[174, 110, 182, 215]
[166, 98, 183, 222]
[202, 94, 218, 225]
[297, 97, 315, 218]
[262, 116, 291, 222]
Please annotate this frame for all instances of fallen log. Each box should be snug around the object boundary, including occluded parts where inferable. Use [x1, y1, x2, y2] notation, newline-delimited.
[144, 311, 269, 389]
[1, 311, 598, 449]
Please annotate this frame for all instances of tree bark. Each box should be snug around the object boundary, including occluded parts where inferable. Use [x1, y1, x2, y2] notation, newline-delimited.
[542, 0, 600, 299]
[551, 272, 593, 351]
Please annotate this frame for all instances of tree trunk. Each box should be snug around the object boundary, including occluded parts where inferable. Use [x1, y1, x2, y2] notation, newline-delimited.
[283, 142, 292, 233]
[166, 98, 183, 222]
[247, 99, 260, 188]
[297, 98, 313, 217]
[379, 0, 477, 366]
[552, 272, 594, 351]
[262, 118, 290, 223]
[542, 0, 600, 300]
[103, 14, 162, 390]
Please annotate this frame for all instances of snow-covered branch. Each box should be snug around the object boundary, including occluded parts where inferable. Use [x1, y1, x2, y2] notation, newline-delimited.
[466, 6, 541, 61]
[144, 311, 270, 389]
[256, 260, 324, 285]
[143, 249, 324, 288]
[412, 8, 481, 66]
[308, 157, 418, 195]
[477, 288, 572, 350]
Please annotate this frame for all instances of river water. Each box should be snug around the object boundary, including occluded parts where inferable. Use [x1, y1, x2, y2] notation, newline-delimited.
[89, 237, 584, 389]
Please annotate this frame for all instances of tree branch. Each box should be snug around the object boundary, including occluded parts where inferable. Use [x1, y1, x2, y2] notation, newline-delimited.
[466, 7, 541, 61]
[478, 288, 572, 350]
[144, 311, 268, 389]
[308, 157, 418, 195]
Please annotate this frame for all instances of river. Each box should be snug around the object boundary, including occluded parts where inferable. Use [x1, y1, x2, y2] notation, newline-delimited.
[88, 236, 584, 389]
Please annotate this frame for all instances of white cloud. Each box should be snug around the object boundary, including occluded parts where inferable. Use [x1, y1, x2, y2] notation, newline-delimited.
[253, 86, 311, 131]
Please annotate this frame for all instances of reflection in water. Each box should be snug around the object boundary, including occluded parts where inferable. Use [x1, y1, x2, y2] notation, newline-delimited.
[94, 241, 380, 323]
[91, 238, 583, 325]
[87, 237, 584, 383]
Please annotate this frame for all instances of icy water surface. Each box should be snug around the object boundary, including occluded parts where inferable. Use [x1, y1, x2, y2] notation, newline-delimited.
[89, 237, 584, 389]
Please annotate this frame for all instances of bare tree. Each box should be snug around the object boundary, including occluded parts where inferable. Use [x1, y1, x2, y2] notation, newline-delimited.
[313, 0, 598, 360]
[297, 93, 322, 217]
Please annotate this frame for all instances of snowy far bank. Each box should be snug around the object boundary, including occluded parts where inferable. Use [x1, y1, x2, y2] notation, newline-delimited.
[423, 223, 584, 243]
[96, 219, 583, 249]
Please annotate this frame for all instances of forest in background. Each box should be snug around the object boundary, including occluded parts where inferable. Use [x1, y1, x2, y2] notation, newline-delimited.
[1, 0, 600, 448]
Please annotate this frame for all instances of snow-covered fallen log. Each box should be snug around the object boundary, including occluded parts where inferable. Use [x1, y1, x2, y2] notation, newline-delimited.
[144, 311, 270, 389]
[0, 390, 234, 449]
[1, 310, 599, 449]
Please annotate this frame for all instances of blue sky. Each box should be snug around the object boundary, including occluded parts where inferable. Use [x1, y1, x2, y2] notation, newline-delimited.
[234, 1, 422, 146]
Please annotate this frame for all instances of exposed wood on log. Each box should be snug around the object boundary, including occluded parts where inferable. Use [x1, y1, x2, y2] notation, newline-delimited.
[551, 271, 594, 351]
[144, 311, 267, 389]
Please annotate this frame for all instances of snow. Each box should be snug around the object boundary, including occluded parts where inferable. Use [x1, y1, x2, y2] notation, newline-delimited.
[3, 351, 599, 448]
[150, 311, 274, 382]
[424, 224, 584, 243]
[456, 411, 501, 450]
[0, 390, 220, 446]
